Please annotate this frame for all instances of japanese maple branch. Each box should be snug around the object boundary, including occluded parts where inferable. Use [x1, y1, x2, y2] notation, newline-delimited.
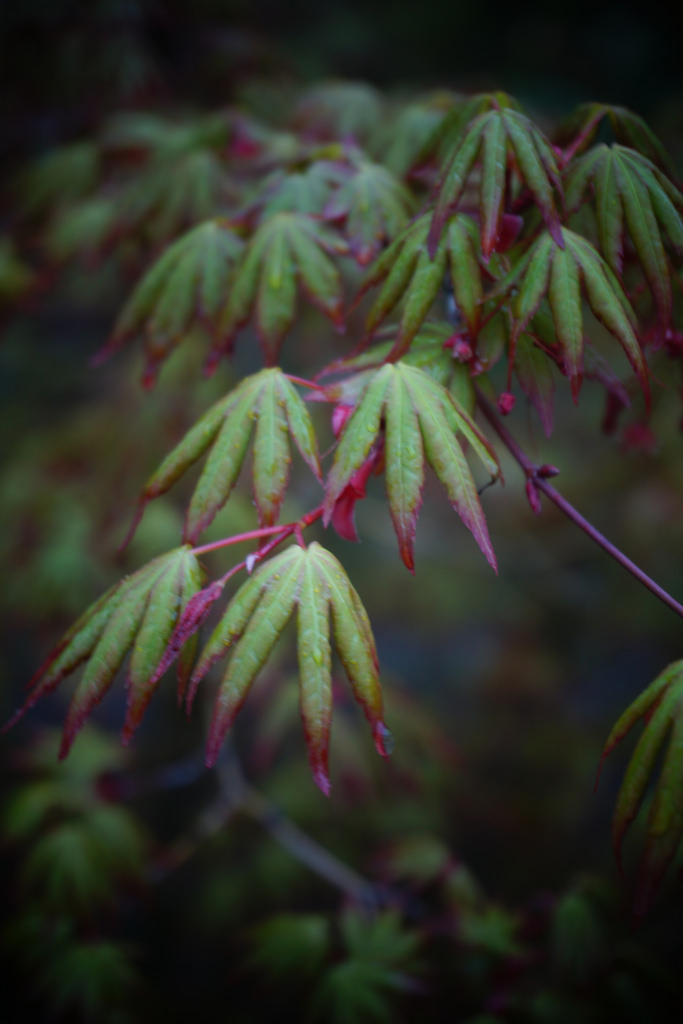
[191, 504, 323, 559]
[477, 393, 683, 622]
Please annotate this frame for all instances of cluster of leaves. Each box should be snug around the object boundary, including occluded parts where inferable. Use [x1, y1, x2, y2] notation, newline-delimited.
[2, 730, 145, 1023]
[5, 77, 683, 912]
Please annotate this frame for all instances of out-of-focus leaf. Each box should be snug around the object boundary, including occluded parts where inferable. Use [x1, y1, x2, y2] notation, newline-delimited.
[566, 144, 683, 327]
[313, 910, 422, 1024]
[599, 659, 683, 915]
[118, 148, 235, 246]
[379, 94, 453, 178]
[293, 81, 383, 143]
[105, 220, 244, 386]
[324, 160, 413, 265]
[358, 213, 486, 359]
[324, 363, 499, 571]
[219, 212, 346, 363]
[509, 228, 648, 401]
[17, 141, 100, 217]
[249, 913, 330, 982]
[189, 542, 389, 792]
[515, 333, 556, 437]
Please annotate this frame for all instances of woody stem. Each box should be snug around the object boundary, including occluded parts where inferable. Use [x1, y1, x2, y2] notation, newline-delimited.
[477, 393, 683, 622]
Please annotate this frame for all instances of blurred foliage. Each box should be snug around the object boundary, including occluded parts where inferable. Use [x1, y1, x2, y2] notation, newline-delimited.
[2, 3, 683, 1023]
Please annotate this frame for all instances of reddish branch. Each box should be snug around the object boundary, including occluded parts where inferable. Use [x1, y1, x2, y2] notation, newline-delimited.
[477, 392, 683, 623]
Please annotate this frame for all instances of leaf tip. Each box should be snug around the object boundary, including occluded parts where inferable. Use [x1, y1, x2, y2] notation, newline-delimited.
[374, 721, 394, 758]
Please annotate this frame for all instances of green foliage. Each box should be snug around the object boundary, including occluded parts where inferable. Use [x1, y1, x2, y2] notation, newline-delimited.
[599, 660, 683, 916]
[4, 65, 683, 949]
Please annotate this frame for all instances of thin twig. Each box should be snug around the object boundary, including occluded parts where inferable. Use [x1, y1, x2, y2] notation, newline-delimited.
[477, 392, 683, 622]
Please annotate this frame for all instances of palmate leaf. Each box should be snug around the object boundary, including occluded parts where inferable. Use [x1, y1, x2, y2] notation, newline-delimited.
[218, 212, 347, 364]
[357, 212, 485, 359]
[557, 102, 679, 179]
[188, 542, 390, 794]
[105, 220, 244, 386]
[565, 144, 683, 327]
[599, 660, 683, 916]
[378, 93, 454, 178]
[324, 160, 413, 265]
[136, 368, 321, 540]
[119, 149, 236, 247]
[5, 547, 204, 757]
[509, 228, 648, 401]
[251, 161, 345, 221]
[293, 82, 383, 143]
[428, 106, 564, 259]
[323, 362, 499, 572]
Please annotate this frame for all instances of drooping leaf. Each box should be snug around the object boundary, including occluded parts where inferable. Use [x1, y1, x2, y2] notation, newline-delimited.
[133, 369, 321, 542]
[219, 212, 346, 363]
[189, 543, 390, 792]
[509, 228, 648, 401]
[5, 548, 204, 757]
[358, 213, 486, 359]
[429, 106, 564, 258]
[565, 144, 683, 327]
[323, 363, 499, 570]
[599, 660, 683, 915]
[515, 333, 556, 437]
[324, 160, 413, 265]
[293, 82, 383, 143]
[105, 220, 244, 385]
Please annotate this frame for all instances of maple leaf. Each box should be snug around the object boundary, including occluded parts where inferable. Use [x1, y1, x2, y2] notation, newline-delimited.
[293, 82, 383, 143]
[356, 212, 485, 360]
[218, 212, 347, 364]
[428, 103, 564, 259]
[378, 93, 455, 179]
[598, 660, 683, 916]
[557, 102, 679, 179]
[5, 547, 204, 757]
[508, 228, 648, 401]
[323, 362, 499, 572]
[103, 220, 244, 387]
[565, 144, 683, 327]
[248, 161, 346, 222]
[132, 368, 321, 541]
[187, 542, 391, 794]
[323, 160, 414, 265]
[514, 332, 556, 438]
[118, 149, 236, 246]
[17, 141, 100, 218]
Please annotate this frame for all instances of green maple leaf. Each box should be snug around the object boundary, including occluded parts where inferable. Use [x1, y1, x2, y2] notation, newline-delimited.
[357, 212, 485, 360]
[106, 219, 244, 386]
[429, 104, 564, 259]
[252, 161, 345, 221]
[556, 102, 679, 178]
[324, 160, 413, 265]
[119, 149, 236, 246]
[134, 368, 321, 541]
[188, 542, 390, 794]
[17, 141, 100, 217]
[219, 212, 347, 363]
[566, 144, 683, 327]
[5, 547, 204, 757]
[514, 332, 556, 437]
[294, 82, 383, 143]
[599, 660, 683, 916]
[323, 362, 499, 572]
[508, 227, 648, 401]
[378, 92, 455, 179]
